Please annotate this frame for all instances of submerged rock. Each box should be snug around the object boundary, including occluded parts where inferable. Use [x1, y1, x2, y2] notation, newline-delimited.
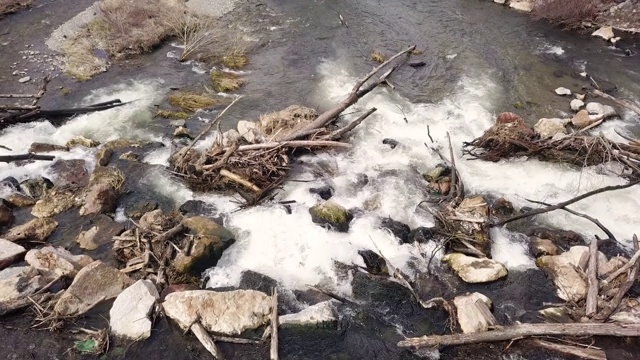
[453, 292, 497, 333]
[309, 201, 353, 232]
[0, 203, 14, 227]
[534, 118, 566, 139]
[109, 279, 159, 340]
[163, 290, 271, 335]
[409, 227, 435, 243]
[20, 177, 53, 199]
[358, 249, 388, 275]
[0, 239, 25, 270]
[54, 260, 133, 317]
[76, 215, 124, 250]
[174, 216, 235, 276]
[125, 200, 159, 220]
[65, 136, 100, 148]
[443, 253, 508, 283]
[179, 200, 216, 216]
[50, 159, 89, 187]
[4, 218, 58, 242]
[592, 25, 615, 41]
[280, 301, 337, 326]
[380, 217, 411, 244]
[25, 246, 92, 278]
[309, 185, 333, 201]
[0, 266, 47, 315]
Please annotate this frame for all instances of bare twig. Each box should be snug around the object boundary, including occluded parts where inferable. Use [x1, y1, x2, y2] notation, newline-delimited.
[234, 140, 351, 152]
[323, 107, 377, 140]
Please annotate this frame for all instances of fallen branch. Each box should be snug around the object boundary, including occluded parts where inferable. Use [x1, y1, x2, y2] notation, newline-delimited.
[529, 339, 606, 360]
[220, 169, 261, 193]
[493, 180, 640, 227]
[602, 245, 640, 286]
[323, 107, 377, 140]
[586, 239, 599, 317]
[397, 323, 640, 349]
[0, 153, 55, 163]
[191, 322, 223, 359]
[270, 288, 279, 360]
[234, 140, 351, 152]
[592, 89, 640, 117]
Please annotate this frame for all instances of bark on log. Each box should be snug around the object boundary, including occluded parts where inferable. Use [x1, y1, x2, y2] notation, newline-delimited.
[397, 323, 640, 349]
[586, 239, 600, 317]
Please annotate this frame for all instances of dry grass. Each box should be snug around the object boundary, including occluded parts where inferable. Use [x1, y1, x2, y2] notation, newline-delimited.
[211, 71, 244, 92]
[0, 0, 32, 17]
[370, 50, 386, 63]
[155, 110, 190, 119]
[168, 92, 225, 112]
[61, 37, 109, 81]
[532, 0, 615, 28]
[222, 43, 248, 69]
[166, 12, 218, 61]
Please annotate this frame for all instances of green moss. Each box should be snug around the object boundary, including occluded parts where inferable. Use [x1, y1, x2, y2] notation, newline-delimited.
[310, 202, 349, 224]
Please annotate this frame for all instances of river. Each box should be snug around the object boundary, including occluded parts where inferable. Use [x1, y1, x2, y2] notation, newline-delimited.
[1, 0, 640, 359]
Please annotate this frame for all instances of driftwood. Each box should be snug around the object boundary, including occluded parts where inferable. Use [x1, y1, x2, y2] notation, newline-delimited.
[191, 322, 223, 359]
[592, 89, 640, 117]
[0, 153, 55, 163]
[529, 339, 606, 360]
[397, 323, 640, 349]
[270, 289, 279, 360]
[586, 239, 599, 317]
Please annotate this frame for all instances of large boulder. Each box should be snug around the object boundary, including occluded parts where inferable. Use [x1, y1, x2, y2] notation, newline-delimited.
[0, 203, 14, 227]
[534, 118, 566, 139]
[162, 290, 271, 335]
[443, 253, 508, 283]
[309, 201, 353, 232]
[109, 280, 159, 340]
[453, 292, 497, 333]
[79, 183, 118, 216]
[31, 187, 81, 218]
[25, 246, 92, 278]
[0, 266, 47, 315]
[174, 216, 235, 276]
[50, 159, 90, 187]
[54, 261, 133, 317]
[4, 218, 58, 242]
[0, 239, 26, 270]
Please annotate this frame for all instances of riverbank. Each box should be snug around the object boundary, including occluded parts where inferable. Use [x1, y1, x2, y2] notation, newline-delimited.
[2, 0, 640, 359]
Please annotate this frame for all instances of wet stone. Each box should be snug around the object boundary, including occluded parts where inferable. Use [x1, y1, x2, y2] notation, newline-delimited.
[0, 239, 25, 270]
[382, 138, 399, 149]
[358, 250, 388, 275]
[20, 177, 53, 199]
[309, 201, 353, 233]
[0, 177, 20, 192]
[125, 200, 158, 220]
[0, 203, 14, 227]
[380, 217, 411, 244]
[309, 185, 333, 200]
[4, 218, 58, 242]
[28, 142, 68, 153]
[178, 200, 215, 216]
[409, 227, 435, 243]
[50, 159, 89, 187]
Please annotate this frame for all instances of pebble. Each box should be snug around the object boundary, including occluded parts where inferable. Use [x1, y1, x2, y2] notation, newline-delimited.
[554, 87, 571, 96]
[570, 99, 584, 111]
[18, 76, 30, 83]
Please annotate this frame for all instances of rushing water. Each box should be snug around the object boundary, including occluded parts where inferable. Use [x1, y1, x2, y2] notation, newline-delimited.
[2, 0, 640, 358]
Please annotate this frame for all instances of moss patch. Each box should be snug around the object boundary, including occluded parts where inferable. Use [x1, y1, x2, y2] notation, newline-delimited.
[370, 50, 386, 63]
[155, 110, 190, 119]
[168, 92, 225, 112]
[222, 45, 248, 69]
[211, 71, 244, 92]
[309, 201, 353, 232]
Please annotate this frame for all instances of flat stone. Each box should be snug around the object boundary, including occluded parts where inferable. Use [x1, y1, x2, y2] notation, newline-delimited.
[110, 279, 159, 340]
[442, 253, 508, 283]
[453, 292, 497, 333]
[592, 26, 615, 41]
[25, 246, 92, 278]
[0, 266, 46, 315]
[571, 110, 595, 129]
[237, 120, 259, 143]
[0, 239, 26, 270]
[50, 159, 90, 187]
[4, 218, 58, 242]
[554, 87, 572, 96]
[534, 118, 566, 139]
[163, 290, 271, 335]
[54, 260, 133, 317]
[76, 215, 124, 251]
[18, 76, 30, 83]
[280, 301, 337, 326]
[570, 99, 584, 111]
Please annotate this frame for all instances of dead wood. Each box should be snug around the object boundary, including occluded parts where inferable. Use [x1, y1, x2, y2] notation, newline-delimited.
[586, 238, 599, 317]
[191, 322, 223, 359]
[529, 339, 606, 360]
[270, 288, 279, 360]
[235, 140, 351, 152]
[397, 323, 640, 349]
[592, 89, 640, 117]
[0, 153, 55, 162]
[322, 107, 377, 140]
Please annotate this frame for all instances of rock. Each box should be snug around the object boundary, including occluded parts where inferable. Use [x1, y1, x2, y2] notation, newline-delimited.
[280, 301, 337, 326]
[443, 253, 508, 283]
[175, 216, 235, 276]
[570, 99, 584, 111]
[592, 26, 615, 41]
[237, 120, 259, 143]
[0, 177, 20, 192]
[179, 200, 215, 216]
[602, 105, 617, 118]
[109, 279, 159, 340]
[537, 246, 609, 302]
[103, 139, 149, 151]
[28, 142, 68, 153]
[222, 129, 241, 146]
[50, 159, 89, 187]
[409, 227, 435, 243]
[422, 164, 450, 182]
[453, 292, 497, 333]
[382, 138, 399, 149]
[0, 266, 47, 315]
[362, 194, 382, 211]
[139, 209, 167, 232]
[309, 185, 333, 201]
[586, 102, 617, 118]
[491, 197, 515, 218]
[496, 112, 525, 126]
[20, 177, 53, 199]
[25, 246, 92, 278]
[169, 119, 186, 127]
[0, 239, 25, 270]
[534, 118, 566, 139]
[554, 87, 572, 96]
[173, 126, 191, 138]
[571, 110, 595, 129]
[119, 151, 139, 161]
[96, 147, 113, 166]
[65, 136, 100, 148]
[493, 0, 506, 4]
[4, 218, 58, 242]
[358, 250, 388, 275]
[160, 283, 200, 301]
[309, 201, 353, 232]
[79, 183, 119, 216]
[509, 0, 534, 12]
[76, 215, 124, 250]
[18, 76, 30, 83]
[0, 204, 14, 227]
[54, 261, 133, 317]
[125, 200, 158, 220]
[32, 187, 79, 218]
[380, 217, 411, 244]
[530, 237, 558, 257]
[539, 307, 572, 323]
[576, 93, 586, 101]
[4, 192, 36, 207]
[162, 290, 271, 335]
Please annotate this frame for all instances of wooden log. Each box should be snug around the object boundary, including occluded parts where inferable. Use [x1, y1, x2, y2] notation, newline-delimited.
[191, 322, 223, 359]
[0, 153, 55, 163]
[529, 339, 606, 360]
[234, 140, 351, 152]
[592, 89, 640, 117]
[220, 169, 261, 193]
[270, 288, 279, 360]
[586, 239, 599, 317]
[398, 323, 640, 349]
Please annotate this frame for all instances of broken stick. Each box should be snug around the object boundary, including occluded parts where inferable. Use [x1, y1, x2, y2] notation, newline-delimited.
[191, 322, 223, 359]
[0, 153, 54, 163]
[586, 239, 599, 317]
[270, 288, 279, 360]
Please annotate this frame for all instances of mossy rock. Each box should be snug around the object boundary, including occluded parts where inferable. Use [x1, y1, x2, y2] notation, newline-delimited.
[309, 201, 353, 233]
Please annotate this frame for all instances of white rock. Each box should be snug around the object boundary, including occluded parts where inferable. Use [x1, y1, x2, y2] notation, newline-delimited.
[592, 26, 615, 41]
[509, 0, 534, 12]
[534, 118, 567, 139]
[442, 253, 508, 283]
[603, 105, 617, 118]
[611, 37, 621, 45]
[453, 293, 497, 333]
[579, 72, 588, 78]
[493, 0, 506, 4]
[0, 266, 47, 314]
[18, 76, 30, 83]
[586, 102, 605, 115]
[0, 239, 26, 270]
[25, 246, 93, 278]
[570, 99, 584, 111]
[163, 290, 271, 335]
[110, 280, 159, 340]
[222, 129, 241, 147]
[280, 301, 337, 326]
[575, 93, 586, 101]
[237, 120, 259, 144]
[554, 87, 572, 96]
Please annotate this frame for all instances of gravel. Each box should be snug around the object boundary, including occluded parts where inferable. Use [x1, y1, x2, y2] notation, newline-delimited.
[45, 2, 101, 52]
[185, 0, 238, 18]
